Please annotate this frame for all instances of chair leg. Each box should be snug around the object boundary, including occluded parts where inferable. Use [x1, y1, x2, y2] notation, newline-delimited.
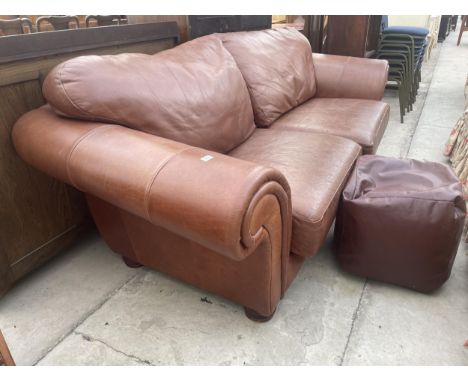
[244, 307, 276, 322]
[122, 256, 143, 268]
[458, 16, 467, 46]
[397, 85, 405, 123]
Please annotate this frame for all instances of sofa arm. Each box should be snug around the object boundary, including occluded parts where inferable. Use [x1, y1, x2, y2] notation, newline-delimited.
[13, 106, 292, 262]
[312, 53, 389, 100]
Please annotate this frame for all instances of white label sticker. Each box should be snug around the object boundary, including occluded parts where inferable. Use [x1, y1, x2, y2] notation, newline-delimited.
[200, 155, 214, 162]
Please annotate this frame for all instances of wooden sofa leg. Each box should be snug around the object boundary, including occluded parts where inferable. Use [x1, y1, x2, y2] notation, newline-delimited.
[244, 307, 276, 322]
[122, 256, 143, 268]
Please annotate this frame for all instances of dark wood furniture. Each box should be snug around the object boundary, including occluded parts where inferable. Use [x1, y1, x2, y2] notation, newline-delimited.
[188, 15, 271, 39]
[438, 15, 452, 42]
[451, 15, 459, 31]
[127, 16, 189, 42]
[458, 16, 468, 46]
[36, 15, 80, 31]
[85, 15, 126, 28]
[0, 330, 15, 366]
[0, 22, 179, 297]
[320, 16, 383, 57]
[302, 16, 325, 53]
[0, 18, 33, 36]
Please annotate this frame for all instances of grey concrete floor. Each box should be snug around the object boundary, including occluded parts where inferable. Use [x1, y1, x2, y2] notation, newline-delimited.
[1, 25, 468, 366]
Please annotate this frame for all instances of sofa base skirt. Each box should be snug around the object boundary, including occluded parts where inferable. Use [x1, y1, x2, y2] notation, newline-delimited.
[86, 194, 303, 318]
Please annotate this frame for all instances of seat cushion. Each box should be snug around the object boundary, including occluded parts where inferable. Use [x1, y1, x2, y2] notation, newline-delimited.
[270, 98, 390, 154]
[42, 35, 255, 153]
[217, 28, 317, 127]
[383, 26, 429, 37]
[229, 128, 361, 257]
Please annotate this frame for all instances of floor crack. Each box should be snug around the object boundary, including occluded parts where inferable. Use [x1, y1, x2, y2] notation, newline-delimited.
[339, 279, 367, 366]
[75, 330, 153, 365]
[32, 270, 143, 365]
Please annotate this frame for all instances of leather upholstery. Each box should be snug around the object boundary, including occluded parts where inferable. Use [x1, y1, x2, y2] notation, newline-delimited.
[12, 30, 390, 317]
[334, 156, 466, 292]
[230, 128, 361, 257]
[13, 106, 291, 262]
[312, 53, 389, 100]
[271, 98, 390, 154]
[88, 196, 285, 317]
[218, 28, 317, 127]
[42, 35, 255, 153]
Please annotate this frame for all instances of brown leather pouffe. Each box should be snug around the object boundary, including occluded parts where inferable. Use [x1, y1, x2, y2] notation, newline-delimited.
[334, 155, 466, 293]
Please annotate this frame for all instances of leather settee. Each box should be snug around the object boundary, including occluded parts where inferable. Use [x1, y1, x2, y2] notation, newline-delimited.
[12, 28, 389, 321]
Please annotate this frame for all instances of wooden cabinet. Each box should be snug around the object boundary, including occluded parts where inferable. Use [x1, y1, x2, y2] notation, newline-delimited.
[127, 16, 189, 42]
[187, 16, 271, 39]
[128, 15, 270, 42]
[0, 22, 179, 297]
[320, 16, 382, 57]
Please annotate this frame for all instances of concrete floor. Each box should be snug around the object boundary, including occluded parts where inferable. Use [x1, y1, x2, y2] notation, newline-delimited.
[1, 25, 468, 366]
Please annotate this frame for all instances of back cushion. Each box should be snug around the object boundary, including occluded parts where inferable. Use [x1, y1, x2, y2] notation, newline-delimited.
[42, 35, 255, 153]
[218, 28, 317, 127]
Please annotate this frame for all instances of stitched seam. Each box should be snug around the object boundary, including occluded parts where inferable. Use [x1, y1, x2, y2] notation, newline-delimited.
[335, 57, 349, 97]
[265, 189, 284, 314]
[57, 62, 131, 126]
[352, 156, 360, 199]
[367, 104, 390, 149]
[294, 146, 361, 225]
[279, 189, 289, 296]
[249, 84, 272, 126]
[143, 147, 193, 222]
[381, 103, 390, 125]
[66, 125, 115, 189]
[360, 196, 462, 203]
[379, 62, 390, 98]
[363, 182, 458, 195]
[58, 63, 95, 118]
[268, 227, 274, 314]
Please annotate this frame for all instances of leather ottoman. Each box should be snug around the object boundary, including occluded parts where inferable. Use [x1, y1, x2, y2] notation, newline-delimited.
[334, 155, 466, 293]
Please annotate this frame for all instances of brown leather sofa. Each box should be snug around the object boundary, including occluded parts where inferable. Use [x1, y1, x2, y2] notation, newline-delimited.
[12, 28, 389, 321]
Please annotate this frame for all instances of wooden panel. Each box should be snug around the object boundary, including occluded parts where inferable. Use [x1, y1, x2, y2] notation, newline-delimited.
[0, 39, 175, 87]
[187, 16, 271, 39]
[0, 21, 179, 64]
[303, 16, 325, 53]
[322, 16, 369, 57]
[0, 81, 85, 265]
[127, 15, 188, 42]
[0, 22, 179, 297]
[9, 222, 91, 281]
[365, 16, 383, 57]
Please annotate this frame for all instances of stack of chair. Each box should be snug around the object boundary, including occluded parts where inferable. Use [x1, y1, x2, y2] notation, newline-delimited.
[0, 17, 33, 36]
[375, 26, 429, 123]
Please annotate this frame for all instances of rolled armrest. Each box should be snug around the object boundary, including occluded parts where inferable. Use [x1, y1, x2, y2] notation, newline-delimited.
[312, 53, 389, 100]
[13, 106, 292, 261]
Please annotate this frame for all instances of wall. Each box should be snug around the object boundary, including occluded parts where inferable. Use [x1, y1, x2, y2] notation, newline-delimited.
[388, 15, 431, 28]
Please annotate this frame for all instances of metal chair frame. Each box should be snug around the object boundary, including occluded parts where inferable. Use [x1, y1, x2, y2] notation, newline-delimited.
[0, 17, 33, 36]
[85, 15, 123, 28]
[36, 15, 80, 32]
[377, 32, 428, 122]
